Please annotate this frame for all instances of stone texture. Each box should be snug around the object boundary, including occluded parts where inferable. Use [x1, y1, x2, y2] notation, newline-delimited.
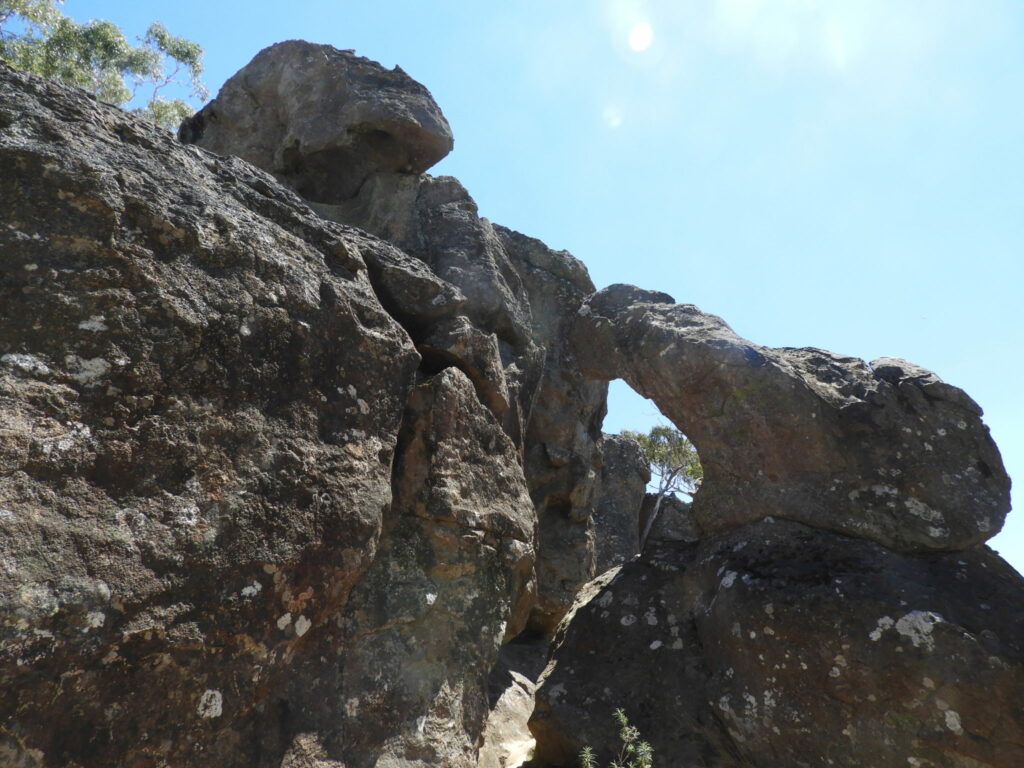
[572, 284, 1011, 552]
[179, 40, 453, 203]
[531, 522, 1024, 767]
[182, 41, 611, 635]
[0, 62, 422, 767]
[592, 434, 650, 573]
[337, 369, 536, 768]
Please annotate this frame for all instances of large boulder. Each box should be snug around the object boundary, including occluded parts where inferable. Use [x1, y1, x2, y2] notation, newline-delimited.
[572, 284, 1010, 552]
[0, 54, 545, 768]
[179, 40, 453, 203]
[530, 521, 1024, 767]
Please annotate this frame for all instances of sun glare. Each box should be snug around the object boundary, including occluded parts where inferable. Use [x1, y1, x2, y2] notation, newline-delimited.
[628, 21, 653, 52]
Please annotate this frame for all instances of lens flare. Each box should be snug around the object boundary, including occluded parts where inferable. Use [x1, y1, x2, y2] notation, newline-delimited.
[628, 21, 653, 52]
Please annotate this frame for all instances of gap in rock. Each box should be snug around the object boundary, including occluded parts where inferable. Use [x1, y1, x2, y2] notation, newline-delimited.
[601, 379, 703, 554]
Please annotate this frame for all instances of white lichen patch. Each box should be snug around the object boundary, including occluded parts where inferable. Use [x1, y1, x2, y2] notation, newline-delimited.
[277, 612, 292, 630]
[620, 614, 637, 627]
[944, 710, 963, 734]
[240, 581, 262, 598]
[77, 316, 108, 332]
[895, 611, 944, 651]
[64, 355, 111, 385]
[83, 611, 105, 631]
[721, 571, 738, 589]
[904, 497, 944, 524]
[1, 352, 50, 375]
[644, 607, 658, 625]
[869, 616, 895, 641]
[294, 615, 312, 637]
[425, 592, 437, 605]
[197, 689, 223, 718]
[175, 504, 200, 527]
[649, 640, 662, 650]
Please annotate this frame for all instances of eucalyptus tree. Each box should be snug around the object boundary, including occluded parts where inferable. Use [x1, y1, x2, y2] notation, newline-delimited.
[0, 0, 206, 128]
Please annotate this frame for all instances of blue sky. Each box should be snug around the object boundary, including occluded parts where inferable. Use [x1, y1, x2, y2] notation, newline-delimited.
[64, 1, 1023, 572]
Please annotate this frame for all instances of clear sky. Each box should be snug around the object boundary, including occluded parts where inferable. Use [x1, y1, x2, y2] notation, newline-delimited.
[63, 1, 1023, 573]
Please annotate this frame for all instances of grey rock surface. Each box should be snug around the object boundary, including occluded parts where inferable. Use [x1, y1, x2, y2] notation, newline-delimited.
[2, 37, 1020, 768]
[179, 40, 453, 203]
[572, 284, 1010, 551]
[0, 62, 421, 767]
[338, 369, 536, 768]
[530, 521, 1024, 767]
[592, 434, 650, 573]
[183, 41, 612, 635]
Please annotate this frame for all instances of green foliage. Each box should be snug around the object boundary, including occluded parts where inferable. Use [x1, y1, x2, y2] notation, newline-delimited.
[579, 709, 654, 768]
[621, 424, 702, 498]
[0, 0, 206, 128]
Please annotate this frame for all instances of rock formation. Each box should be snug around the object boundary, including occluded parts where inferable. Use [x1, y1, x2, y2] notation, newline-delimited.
[0, 38, 1020, 768]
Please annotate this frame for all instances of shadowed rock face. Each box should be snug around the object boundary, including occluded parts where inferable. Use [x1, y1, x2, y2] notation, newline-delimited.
[572, 284, 1010, 552]
[337, 369, 536, 768]
[531, 522, 1024, 768]
[179, 40, 453, 203]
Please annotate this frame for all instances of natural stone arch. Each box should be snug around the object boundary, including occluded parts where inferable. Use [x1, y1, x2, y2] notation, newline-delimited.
[571, 284, 1010, 552]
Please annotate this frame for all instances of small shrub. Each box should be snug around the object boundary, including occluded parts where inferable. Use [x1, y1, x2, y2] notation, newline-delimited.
[579, 709, 653, 768]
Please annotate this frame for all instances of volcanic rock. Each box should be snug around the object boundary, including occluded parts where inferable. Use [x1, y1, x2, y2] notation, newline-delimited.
[592, 434, 650, 573]
[572, 284, 1011, 552]
[531, 521, 1024, 767]
[179, 40, 453, 203]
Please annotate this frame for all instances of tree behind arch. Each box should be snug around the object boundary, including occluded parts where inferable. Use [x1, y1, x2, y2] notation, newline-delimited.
[621, 424, 702, 550]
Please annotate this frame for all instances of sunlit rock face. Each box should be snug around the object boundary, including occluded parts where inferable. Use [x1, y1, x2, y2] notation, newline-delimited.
[182, 41, 612, 636]
[178, 40, 454, 203]
[0, 62, 420, 767]
[531, 283, 1021, 767]
[3, 37, 1022, 768]
[572, 284, 1010, 552]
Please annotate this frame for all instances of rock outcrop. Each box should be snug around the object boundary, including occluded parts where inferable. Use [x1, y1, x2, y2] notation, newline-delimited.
[1, 38, 1021, 768]
[178, 40, 453, 203]
[531, 284, 1020, 767]
[572, 284, 1010, 552]
[180, 41, 608, 635]
[531, 523, 1024, 767]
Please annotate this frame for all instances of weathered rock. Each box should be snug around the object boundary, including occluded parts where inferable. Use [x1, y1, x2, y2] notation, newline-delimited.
[529, 552, 740, 768]
[572, 284, 1011, 551]
[531, 521, 1024, 767]
[499, 226, 608, 633]
[690, 520, 1024, 767]
[477, 639, 548, 768]
[3, 36, 1020, 768]
[337, 369, 536, 767]
[182, 42, 611, 636]
[179, 40, 453, 203]
[0, 62, 423, 767]
[592, 434, 650, 573]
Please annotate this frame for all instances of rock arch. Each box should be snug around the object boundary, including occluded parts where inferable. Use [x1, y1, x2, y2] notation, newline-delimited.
[571, 284, 1010, 552]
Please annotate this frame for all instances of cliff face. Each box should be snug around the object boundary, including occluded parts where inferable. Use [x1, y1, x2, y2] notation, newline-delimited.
[0, 41, 1020, 768]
